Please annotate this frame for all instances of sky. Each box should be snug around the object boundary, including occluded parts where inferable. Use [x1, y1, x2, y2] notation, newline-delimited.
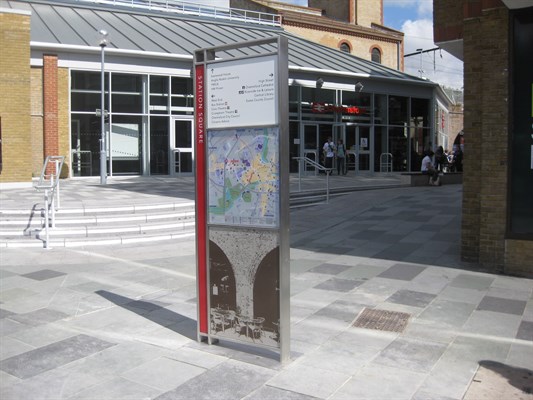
[191, 0, 463, 89]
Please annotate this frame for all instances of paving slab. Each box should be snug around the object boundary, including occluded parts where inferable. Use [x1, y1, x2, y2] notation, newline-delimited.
[1, 180, 532, 400]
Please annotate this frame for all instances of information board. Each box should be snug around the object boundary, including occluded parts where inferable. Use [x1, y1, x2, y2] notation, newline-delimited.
[195, 37, 290, 362]
[206, 55, 278, 129]
[207, 127, 279, 228]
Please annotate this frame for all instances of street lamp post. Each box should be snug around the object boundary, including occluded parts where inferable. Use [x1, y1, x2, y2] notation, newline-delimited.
[99, 29, 108, 185]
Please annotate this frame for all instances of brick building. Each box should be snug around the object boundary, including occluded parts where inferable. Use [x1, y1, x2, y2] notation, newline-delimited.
[230, 0, 404, 70]
[1, 0, 445, 189]
[434, 0, 533, 276]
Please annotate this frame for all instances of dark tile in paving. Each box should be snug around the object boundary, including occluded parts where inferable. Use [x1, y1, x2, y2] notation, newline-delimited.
[314, 278, 364, 293]
[477, 296, 527, 316]
[124, 299, 171, 313]
[379, 243, 421, 255]
[8, 308, 68, 327]
[417, 299, 477, 328]
[373, 337, 448, 373]
[0, 334, 116, 379]
[310, 246, 351, 256]
[386, 290, 437, 308]
[432, 232, 459, 243]
[392, 210, 419, 218]
[21, 269, 66, 281]
[378, 263, 426, 281]
[417, 224, 442, 232]
[450, 274, 495, 291]
[0, 318, 26, 336]
[516, 320, 533, 341]
[350, 230, 384, 240]
[0, 308, 15, 319]
[155, 361, 275, 400]
[244, 385, 320, 400]
[309, 264, 351, 275]
[376, 234, 405, 244]
[406, 215, 431, 223]
[0, 270, 17, 279]
[314, 300, 366, 323]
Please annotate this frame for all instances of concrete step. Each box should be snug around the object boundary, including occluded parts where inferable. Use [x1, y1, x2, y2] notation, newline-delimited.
[0, 210, 195, 229]
[0, 184, 404, 247]
[0, 201, 196, 247]
[2, 230, 196, 248]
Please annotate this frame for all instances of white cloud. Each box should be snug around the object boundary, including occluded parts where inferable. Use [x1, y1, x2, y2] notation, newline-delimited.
[417, 0, 432, 16]
[401, 19, 463, 89]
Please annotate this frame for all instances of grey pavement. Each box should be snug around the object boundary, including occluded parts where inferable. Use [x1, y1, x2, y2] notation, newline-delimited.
[1, 175, 532, 399]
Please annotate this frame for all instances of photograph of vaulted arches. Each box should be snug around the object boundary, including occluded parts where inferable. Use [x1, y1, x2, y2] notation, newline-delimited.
[208, 229, 280, 347]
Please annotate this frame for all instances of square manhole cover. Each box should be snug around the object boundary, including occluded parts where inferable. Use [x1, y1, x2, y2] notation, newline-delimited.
[352, 308, 410, 333]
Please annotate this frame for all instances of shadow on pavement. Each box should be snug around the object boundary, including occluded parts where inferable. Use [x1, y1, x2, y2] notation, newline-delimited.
[465, 360, 533, 398]
[96, 290, 197, 341]
[479, 360, 533, 394]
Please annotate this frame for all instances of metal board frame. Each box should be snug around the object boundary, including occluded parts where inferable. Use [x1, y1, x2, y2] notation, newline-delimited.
[194, 36, 290, 363]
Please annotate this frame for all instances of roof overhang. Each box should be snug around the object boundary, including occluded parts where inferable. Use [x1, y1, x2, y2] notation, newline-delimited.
[502, 0, 533, 9]
[435, 39, 463, 62]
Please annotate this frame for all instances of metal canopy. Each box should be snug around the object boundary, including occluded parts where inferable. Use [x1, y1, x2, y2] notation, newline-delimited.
[2, 0, 432, 84]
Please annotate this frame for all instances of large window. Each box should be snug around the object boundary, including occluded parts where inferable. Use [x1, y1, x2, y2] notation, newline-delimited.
[341, 91, 372, 123]
[150, 76, 169, 115]
[71, 70, 193, 177]
[388, 96, 409, 125]
[301, 87, 336, 121]
[111, 74, 142, 114]
[71, 71, 108, 112]
[509, 8, 533, 235]
[171, 77, 194, 113]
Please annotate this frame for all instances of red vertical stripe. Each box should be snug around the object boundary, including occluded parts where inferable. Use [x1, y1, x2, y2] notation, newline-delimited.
[195, 64, 208, 334]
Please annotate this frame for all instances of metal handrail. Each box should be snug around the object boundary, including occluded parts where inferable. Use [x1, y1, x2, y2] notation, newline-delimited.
[173, 149, 181, 174]
[380, 153, 393, 173]
[293, 156, 332, 203]
[71, 149, 93, 176]
[78, 0, 282, 26]
[34, 156, 65, 249]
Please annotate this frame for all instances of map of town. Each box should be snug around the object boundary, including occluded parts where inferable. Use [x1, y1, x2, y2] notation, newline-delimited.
[208, 127, 279, 227]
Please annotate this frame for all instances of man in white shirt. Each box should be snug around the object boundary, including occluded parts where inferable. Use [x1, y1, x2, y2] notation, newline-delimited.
[323, 137, 336, 173]
[421, 150, 441, 186]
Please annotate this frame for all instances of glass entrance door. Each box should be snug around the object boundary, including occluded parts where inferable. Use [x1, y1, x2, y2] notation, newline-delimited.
[171, 117, 194, 175]
[345, 125, 372, 173]
[333, 124, 346, 174]
[356, 126, 372, 172]
[302, 124, 319, 165]
[110, 116, 142, 175]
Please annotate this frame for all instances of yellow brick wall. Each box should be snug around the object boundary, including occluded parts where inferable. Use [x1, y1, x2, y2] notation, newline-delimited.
[356, 0, 382, 27]
[0, 11, 32, 183]
[505, 240, 533, 277]
[285, 25, 400, 70]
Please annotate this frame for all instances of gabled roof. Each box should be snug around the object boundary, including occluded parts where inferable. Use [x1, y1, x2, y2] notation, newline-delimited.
[1, 0, 431, 85]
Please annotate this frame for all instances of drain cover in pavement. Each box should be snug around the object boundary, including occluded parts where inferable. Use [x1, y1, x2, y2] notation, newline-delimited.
[352, 308, 410, 333]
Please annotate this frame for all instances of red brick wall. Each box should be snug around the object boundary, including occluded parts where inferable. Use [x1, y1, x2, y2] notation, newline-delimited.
[43, 54, 59, 159]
